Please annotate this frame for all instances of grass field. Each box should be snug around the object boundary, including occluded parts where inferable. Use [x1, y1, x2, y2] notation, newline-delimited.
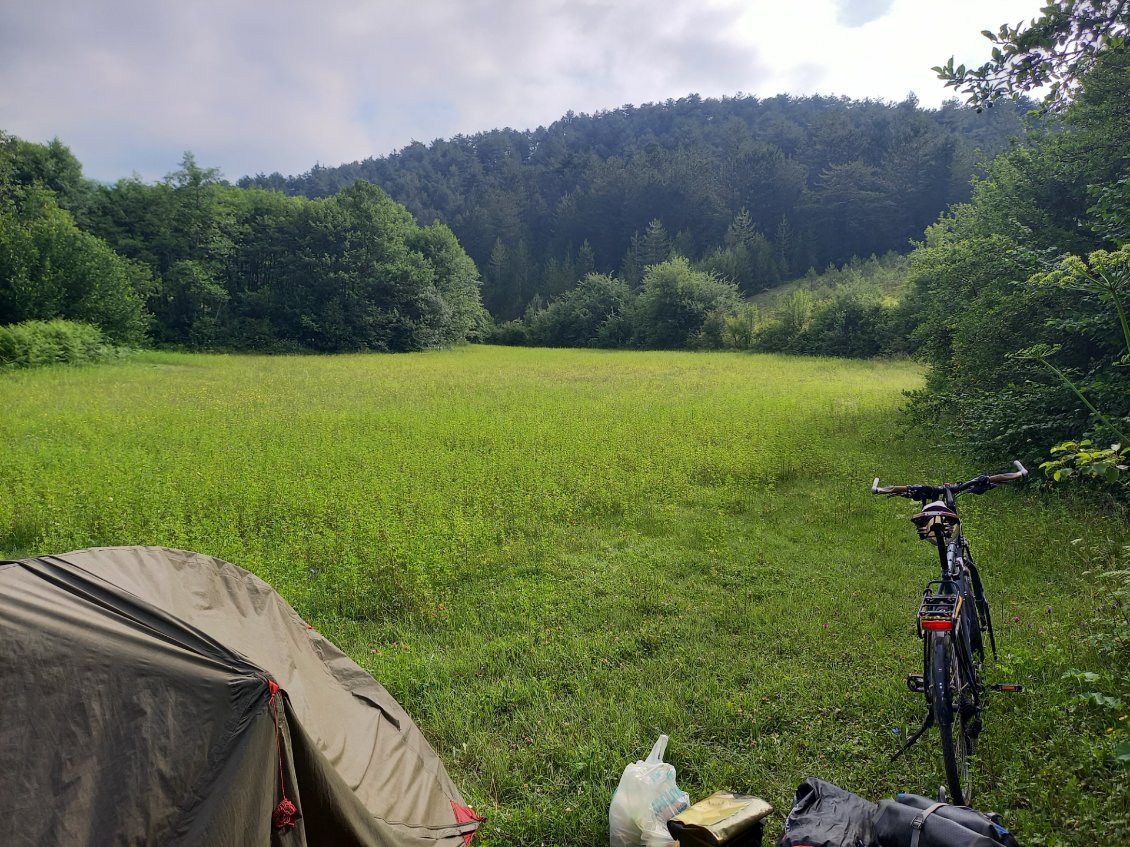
[1, 346, 1126, 844]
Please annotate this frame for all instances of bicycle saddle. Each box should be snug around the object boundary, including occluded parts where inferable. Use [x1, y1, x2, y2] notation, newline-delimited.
[911, 501, 961, 543]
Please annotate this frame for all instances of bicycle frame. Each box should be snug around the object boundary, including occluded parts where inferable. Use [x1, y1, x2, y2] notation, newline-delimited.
[930, 497, 994, 668]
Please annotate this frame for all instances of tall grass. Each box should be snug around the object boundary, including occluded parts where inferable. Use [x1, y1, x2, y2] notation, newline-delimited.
[750, 253, 911, 311]
[0, 346, 1124, 844]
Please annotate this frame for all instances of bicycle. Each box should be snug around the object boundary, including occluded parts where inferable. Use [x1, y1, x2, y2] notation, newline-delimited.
[871, 462, 1028, 805]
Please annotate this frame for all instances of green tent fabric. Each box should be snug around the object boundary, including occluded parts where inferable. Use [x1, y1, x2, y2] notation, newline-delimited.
[0, 547, 482, 847]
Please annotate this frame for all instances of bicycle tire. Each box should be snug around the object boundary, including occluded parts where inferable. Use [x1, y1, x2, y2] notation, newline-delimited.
[929, 631, 975, 805]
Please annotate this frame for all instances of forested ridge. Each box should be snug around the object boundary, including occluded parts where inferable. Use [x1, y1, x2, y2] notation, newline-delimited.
[242, 93, 1031, 318]
[2, 91, 1032, 356]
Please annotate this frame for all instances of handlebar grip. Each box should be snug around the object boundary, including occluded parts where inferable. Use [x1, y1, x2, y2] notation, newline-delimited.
[871, 477, 908, 496]
[986, 460, 1028, 485]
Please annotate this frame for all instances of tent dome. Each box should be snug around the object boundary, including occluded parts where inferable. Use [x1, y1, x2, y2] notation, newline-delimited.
[0, 547, 481, 847]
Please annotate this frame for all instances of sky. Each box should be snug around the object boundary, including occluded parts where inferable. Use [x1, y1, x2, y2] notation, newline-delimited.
[0, 0, 1042, 184]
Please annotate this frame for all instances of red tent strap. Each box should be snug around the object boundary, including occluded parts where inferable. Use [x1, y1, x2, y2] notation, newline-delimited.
[268, 679, 300, 829]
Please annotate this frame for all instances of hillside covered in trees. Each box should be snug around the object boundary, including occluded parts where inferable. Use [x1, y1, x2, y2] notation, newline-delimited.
[3, 92, 1033, 354]
[241, 93, 1032, 318]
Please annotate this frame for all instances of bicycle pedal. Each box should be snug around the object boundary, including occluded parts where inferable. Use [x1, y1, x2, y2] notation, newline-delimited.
[906, 673, 926, 693]
[991, 682, 1025, 693]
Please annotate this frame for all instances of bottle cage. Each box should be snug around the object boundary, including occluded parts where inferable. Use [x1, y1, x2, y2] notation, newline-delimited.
[911, 502, 960, 544]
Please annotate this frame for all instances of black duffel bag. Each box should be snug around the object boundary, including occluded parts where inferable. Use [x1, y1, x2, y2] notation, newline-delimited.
[874, 793, 1020, 847]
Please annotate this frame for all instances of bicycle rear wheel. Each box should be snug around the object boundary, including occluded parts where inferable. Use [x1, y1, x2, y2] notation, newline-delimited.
[928, 631, 975, 805]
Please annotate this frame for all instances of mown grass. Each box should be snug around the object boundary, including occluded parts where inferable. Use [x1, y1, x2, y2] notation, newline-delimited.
[1, 345, 1125, 844]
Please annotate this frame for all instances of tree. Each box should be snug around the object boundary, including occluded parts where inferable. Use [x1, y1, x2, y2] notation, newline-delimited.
[724, 208, 757, 249]
[0, 186, 151, 343]
[934, 1, 1130, 111]
[408, 222, 490, 343]
[640, 219, 672, 268]
[0, 134, 94, 222]
[526, 273, 632, 347]
[774, 215, 795, 276]
[699, 208, 781, 293]
[485, 237, 509, 314]
[281, 180, 446, 351]
[907, 47, 1130, 463]
[621, 230, 645, 288]
[577, 239, 596, 276]
[265, 180, 488, 352]
[632, 257, 740, 349]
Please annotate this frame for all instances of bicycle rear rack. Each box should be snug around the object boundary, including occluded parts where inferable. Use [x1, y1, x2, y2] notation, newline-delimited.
[918, 591, 961, 635]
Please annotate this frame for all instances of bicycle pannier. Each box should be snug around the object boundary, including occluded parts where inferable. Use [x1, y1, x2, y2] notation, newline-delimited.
[777, 778, 878, 847]
[874, 794, 1019, 847]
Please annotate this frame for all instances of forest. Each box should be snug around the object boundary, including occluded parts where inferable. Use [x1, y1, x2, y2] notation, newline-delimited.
[0, 148, 487, 352]
[0, 92, 1029, 354]
[242, 93, 1031, 318]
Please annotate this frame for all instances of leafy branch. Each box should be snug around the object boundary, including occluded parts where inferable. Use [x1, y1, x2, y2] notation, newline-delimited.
[1013, 246, 1130, 484]
[933, 1, 1130, 112]
[1012, 342, 1129, 444]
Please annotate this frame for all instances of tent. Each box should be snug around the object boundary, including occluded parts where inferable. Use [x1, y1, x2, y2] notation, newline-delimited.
[0, 546, 482, 846]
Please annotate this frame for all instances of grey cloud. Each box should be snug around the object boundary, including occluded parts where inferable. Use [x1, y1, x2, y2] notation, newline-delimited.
[1, 0, 767, 182]
[835, 0, 895, 27]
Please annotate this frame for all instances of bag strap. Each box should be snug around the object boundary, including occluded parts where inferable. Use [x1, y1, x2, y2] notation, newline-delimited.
[910, 802, 946, 847]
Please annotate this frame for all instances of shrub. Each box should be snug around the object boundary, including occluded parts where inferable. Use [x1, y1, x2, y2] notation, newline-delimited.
[0, 319, 122, 369]
[632, 257, 741, 349]
[487, 319, 530, 346]
[526, 273, 633, 348]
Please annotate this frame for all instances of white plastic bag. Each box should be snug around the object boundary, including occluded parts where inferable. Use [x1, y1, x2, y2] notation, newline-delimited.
[608, 734, 691, 847]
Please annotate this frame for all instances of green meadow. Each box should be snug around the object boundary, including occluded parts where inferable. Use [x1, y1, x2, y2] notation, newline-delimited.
[1, 346, 1125, 844]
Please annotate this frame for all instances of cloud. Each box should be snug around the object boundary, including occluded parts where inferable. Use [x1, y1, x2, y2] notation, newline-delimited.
[834, 0, 895, 27]
[1, 0, 770, 181]
[0, 0, 1039, 183]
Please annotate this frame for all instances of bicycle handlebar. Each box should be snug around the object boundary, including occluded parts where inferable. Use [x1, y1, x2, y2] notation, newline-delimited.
[871, 461, 1027, 500]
